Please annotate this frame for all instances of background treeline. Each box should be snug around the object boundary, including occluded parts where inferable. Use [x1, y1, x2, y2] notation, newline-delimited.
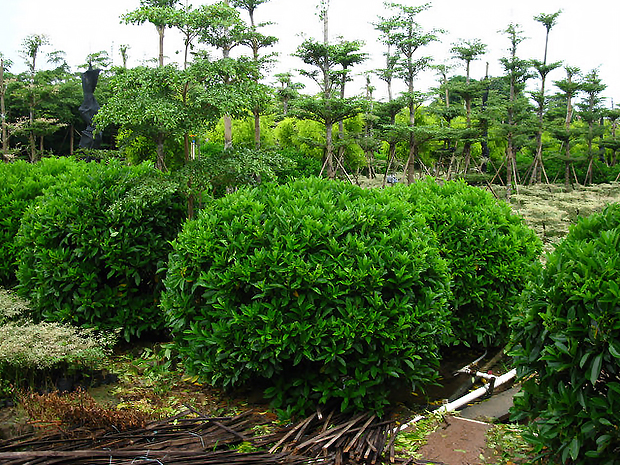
[1, 1, 619, 189]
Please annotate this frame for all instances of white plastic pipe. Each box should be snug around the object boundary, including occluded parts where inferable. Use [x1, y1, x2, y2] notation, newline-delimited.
[395, 368, 517, 433]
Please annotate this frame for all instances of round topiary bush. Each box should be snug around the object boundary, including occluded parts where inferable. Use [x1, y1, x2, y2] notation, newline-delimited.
[16, 161, 187, 341]
[0, 157, 82, 288]
[387, 178, 542, 347]
[162, 177, 452, 416]
[511, 203, 620, 464]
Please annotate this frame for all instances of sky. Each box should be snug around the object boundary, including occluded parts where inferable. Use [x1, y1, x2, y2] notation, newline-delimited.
[1, 0, 618, 106]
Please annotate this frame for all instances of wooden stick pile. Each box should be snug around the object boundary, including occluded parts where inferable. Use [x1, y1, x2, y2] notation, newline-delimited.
[0, 406, 408, 465]
[269, 410, 398, 464]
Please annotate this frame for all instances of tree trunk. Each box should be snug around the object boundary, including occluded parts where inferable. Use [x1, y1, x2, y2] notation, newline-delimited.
[254, 108, 261, 149]
[405, 100, 416, 184]
[29, 108, 36, 162]
[184, 133, 190, 162]
[155, 134, 166, 171]
[382, 142, 397, 187]
[564, 86, 573, 190]
[583, 121, 595, 185]
[0, 59, 8, 161]
[157, 25, 165, 67]
[405, 133, 416, 184]
[325, 120, 335, 178]
[224, 116, 233, 149]
[506, 139, 515, 201]
[70, 124, 74, 156]
[532, 29, 551, 185]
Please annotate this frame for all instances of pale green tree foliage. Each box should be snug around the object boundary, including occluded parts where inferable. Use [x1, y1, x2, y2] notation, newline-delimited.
[94, 61, 253, 171]
[122, 0, 181, 67]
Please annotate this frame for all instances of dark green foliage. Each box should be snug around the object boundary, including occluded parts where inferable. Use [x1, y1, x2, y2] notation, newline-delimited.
[185, 144, 296, 198]
[511, 203, 620, 464]
[16, 161, 186, 341]
[162, 177, 452, 416]
[0, 158, 81, 287]
[274, 147, 322, 180]
[388, 178, 542, 346]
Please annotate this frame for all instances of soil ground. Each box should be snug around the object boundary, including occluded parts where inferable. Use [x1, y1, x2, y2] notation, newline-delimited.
[0, 346, 519, 464]
[418, 416, 495, 464]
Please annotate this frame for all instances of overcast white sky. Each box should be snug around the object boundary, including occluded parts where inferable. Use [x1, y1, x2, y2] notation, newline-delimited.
[1, 0, 618, 105]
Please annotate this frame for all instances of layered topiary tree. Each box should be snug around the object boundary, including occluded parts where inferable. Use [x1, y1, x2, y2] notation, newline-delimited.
[511, 203, 620, 464]
[388, 178, 542, 346]
[162, 177, 452, 416]
[16, 161, 186, 341]
[0, 158, 82, 287]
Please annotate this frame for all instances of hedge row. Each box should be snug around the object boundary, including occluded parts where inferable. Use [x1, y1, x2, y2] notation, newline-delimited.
[162, 177, 541, 415]
[5, 163, 544, 416]
[511, 203, 620, 464]
[15, 159, 187, 341]
[387, 180, 542, 345]
[0, 158, 82, 287]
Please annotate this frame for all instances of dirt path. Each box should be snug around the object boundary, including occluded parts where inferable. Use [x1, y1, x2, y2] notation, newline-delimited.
[417, 416, 496, 464]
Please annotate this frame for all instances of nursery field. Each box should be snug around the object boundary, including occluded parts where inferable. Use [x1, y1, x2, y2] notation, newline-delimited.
[499, 182, 620, 254]
[0, 179, 618, 464]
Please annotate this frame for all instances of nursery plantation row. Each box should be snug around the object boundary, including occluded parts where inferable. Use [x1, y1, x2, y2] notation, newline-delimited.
[1, 155, 619, 463]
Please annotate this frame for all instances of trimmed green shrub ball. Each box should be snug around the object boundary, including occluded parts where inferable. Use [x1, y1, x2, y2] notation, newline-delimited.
[16, 161, 186, 341]
[388, 178, 542, 346]
[162, 177, 452, 416]
[511, 203, 620, 464]
[0, 158, 82, 287]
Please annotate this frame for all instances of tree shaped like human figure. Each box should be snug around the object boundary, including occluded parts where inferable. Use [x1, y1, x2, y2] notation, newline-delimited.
[78, 66, 102, 149]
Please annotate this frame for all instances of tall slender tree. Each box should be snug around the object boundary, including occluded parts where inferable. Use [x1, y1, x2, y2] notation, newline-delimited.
[602, 105, 620, 167]
[450, 38, 487, 173]
[122, 0, 181, 67]
[198, 0, 251, 148]
[577, 69, 606, 185]
[375, 2, 441, 183]
[427, 64, 468, 176]
[333, 39, 367, 165]
[274, 72, 302, 116]
[373, 16, 399, 103]
[20, 34, 50, 161]
[234, 0, 278, 148]
[0, 56, 9, 161]
[118, 44, 131, 68]
[529, 10, 562, 183]
[293, 1, 365, 179]
[498, 23, 534, 199]
[552, 66, 581, 189]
